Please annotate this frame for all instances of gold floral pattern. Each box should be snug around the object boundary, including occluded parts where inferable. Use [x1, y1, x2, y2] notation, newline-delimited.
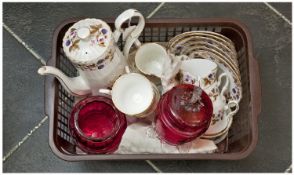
[202, 71, 216, 87]
[72, 48, 114, 71]
[69, 39, 80, 52]
[208, 87, 219, 101]
[203, 77, 212, 86]
[182, 71, 216, 89]
[90, 24, 102, 34]
[211, 109, 224, 125]
[64, 23, 108, 53]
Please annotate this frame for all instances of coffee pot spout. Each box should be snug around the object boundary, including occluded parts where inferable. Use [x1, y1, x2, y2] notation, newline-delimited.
[38, 66, 91, 96]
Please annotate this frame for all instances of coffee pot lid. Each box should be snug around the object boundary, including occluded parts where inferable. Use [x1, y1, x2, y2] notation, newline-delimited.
[63, 18, 112, 64]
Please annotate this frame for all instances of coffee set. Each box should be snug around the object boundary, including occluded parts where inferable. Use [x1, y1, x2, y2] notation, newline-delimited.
[38, 9, 242, 154]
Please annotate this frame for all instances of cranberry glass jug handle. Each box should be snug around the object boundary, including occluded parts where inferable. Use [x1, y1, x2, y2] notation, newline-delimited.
[113, 9, 145, 58]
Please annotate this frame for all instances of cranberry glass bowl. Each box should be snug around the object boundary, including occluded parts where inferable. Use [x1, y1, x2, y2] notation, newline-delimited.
[69, 96, 127, 154]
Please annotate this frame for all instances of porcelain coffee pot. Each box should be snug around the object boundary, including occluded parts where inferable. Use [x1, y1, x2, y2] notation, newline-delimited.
[38, 9, 144, 96]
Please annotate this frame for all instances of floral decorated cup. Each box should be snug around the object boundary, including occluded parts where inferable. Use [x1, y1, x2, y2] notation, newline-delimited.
[180, 59, 230, 97]
[179, 59, 239, 137]
[180, 59, 217, 89]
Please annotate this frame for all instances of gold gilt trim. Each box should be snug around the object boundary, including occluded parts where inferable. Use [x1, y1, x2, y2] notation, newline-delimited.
[73, 48, 115, 71]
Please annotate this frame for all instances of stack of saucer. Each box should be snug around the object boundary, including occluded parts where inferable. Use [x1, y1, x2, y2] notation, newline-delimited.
[167, 31, 242, 143]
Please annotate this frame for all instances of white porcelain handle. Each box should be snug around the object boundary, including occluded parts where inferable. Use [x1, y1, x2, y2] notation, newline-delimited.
[225, 100, 239, 116]
[113, 9, 145, 58]
[99, 89, 112, 95]
[125, 66, 131, 74]
[217, 73, 230, 98]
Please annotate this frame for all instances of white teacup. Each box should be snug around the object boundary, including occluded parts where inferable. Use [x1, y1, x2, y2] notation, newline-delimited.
[180, 59, 239, 137]
[99, 66, 160, 117]
[180, 59, 230, 97]
[135, 43, 169, 77]
[180, 59, 217, 88]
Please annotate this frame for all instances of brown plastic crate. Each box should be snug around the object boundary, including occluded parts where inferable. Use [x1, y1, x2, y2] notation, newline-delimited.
[44, 18, 261, 160]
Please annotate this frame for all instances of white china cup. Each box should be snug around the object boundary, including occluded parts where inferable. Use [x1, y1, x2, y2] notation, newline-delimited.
[180, 59, 240, 137]
[180, 59, 217, 88]
[135, 43, 170, 77]
[99, 66, 159, 117]
[180, 59, 230, 98]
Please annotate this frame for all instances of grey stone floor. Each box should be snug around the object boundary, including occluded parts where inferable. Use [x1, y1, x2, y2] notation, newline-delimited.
[3, 2, 292, 173]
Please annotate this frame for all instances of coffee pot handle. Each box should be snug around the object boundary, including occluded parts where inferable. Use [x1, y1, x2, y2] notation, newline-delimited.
[217, 73, 230, 98]
[113, 9, 145, 58]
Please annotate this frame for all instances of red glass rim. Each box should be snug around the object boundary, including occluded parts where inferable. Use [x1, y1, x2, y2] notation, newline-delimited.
[72, 96, 123, 142]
